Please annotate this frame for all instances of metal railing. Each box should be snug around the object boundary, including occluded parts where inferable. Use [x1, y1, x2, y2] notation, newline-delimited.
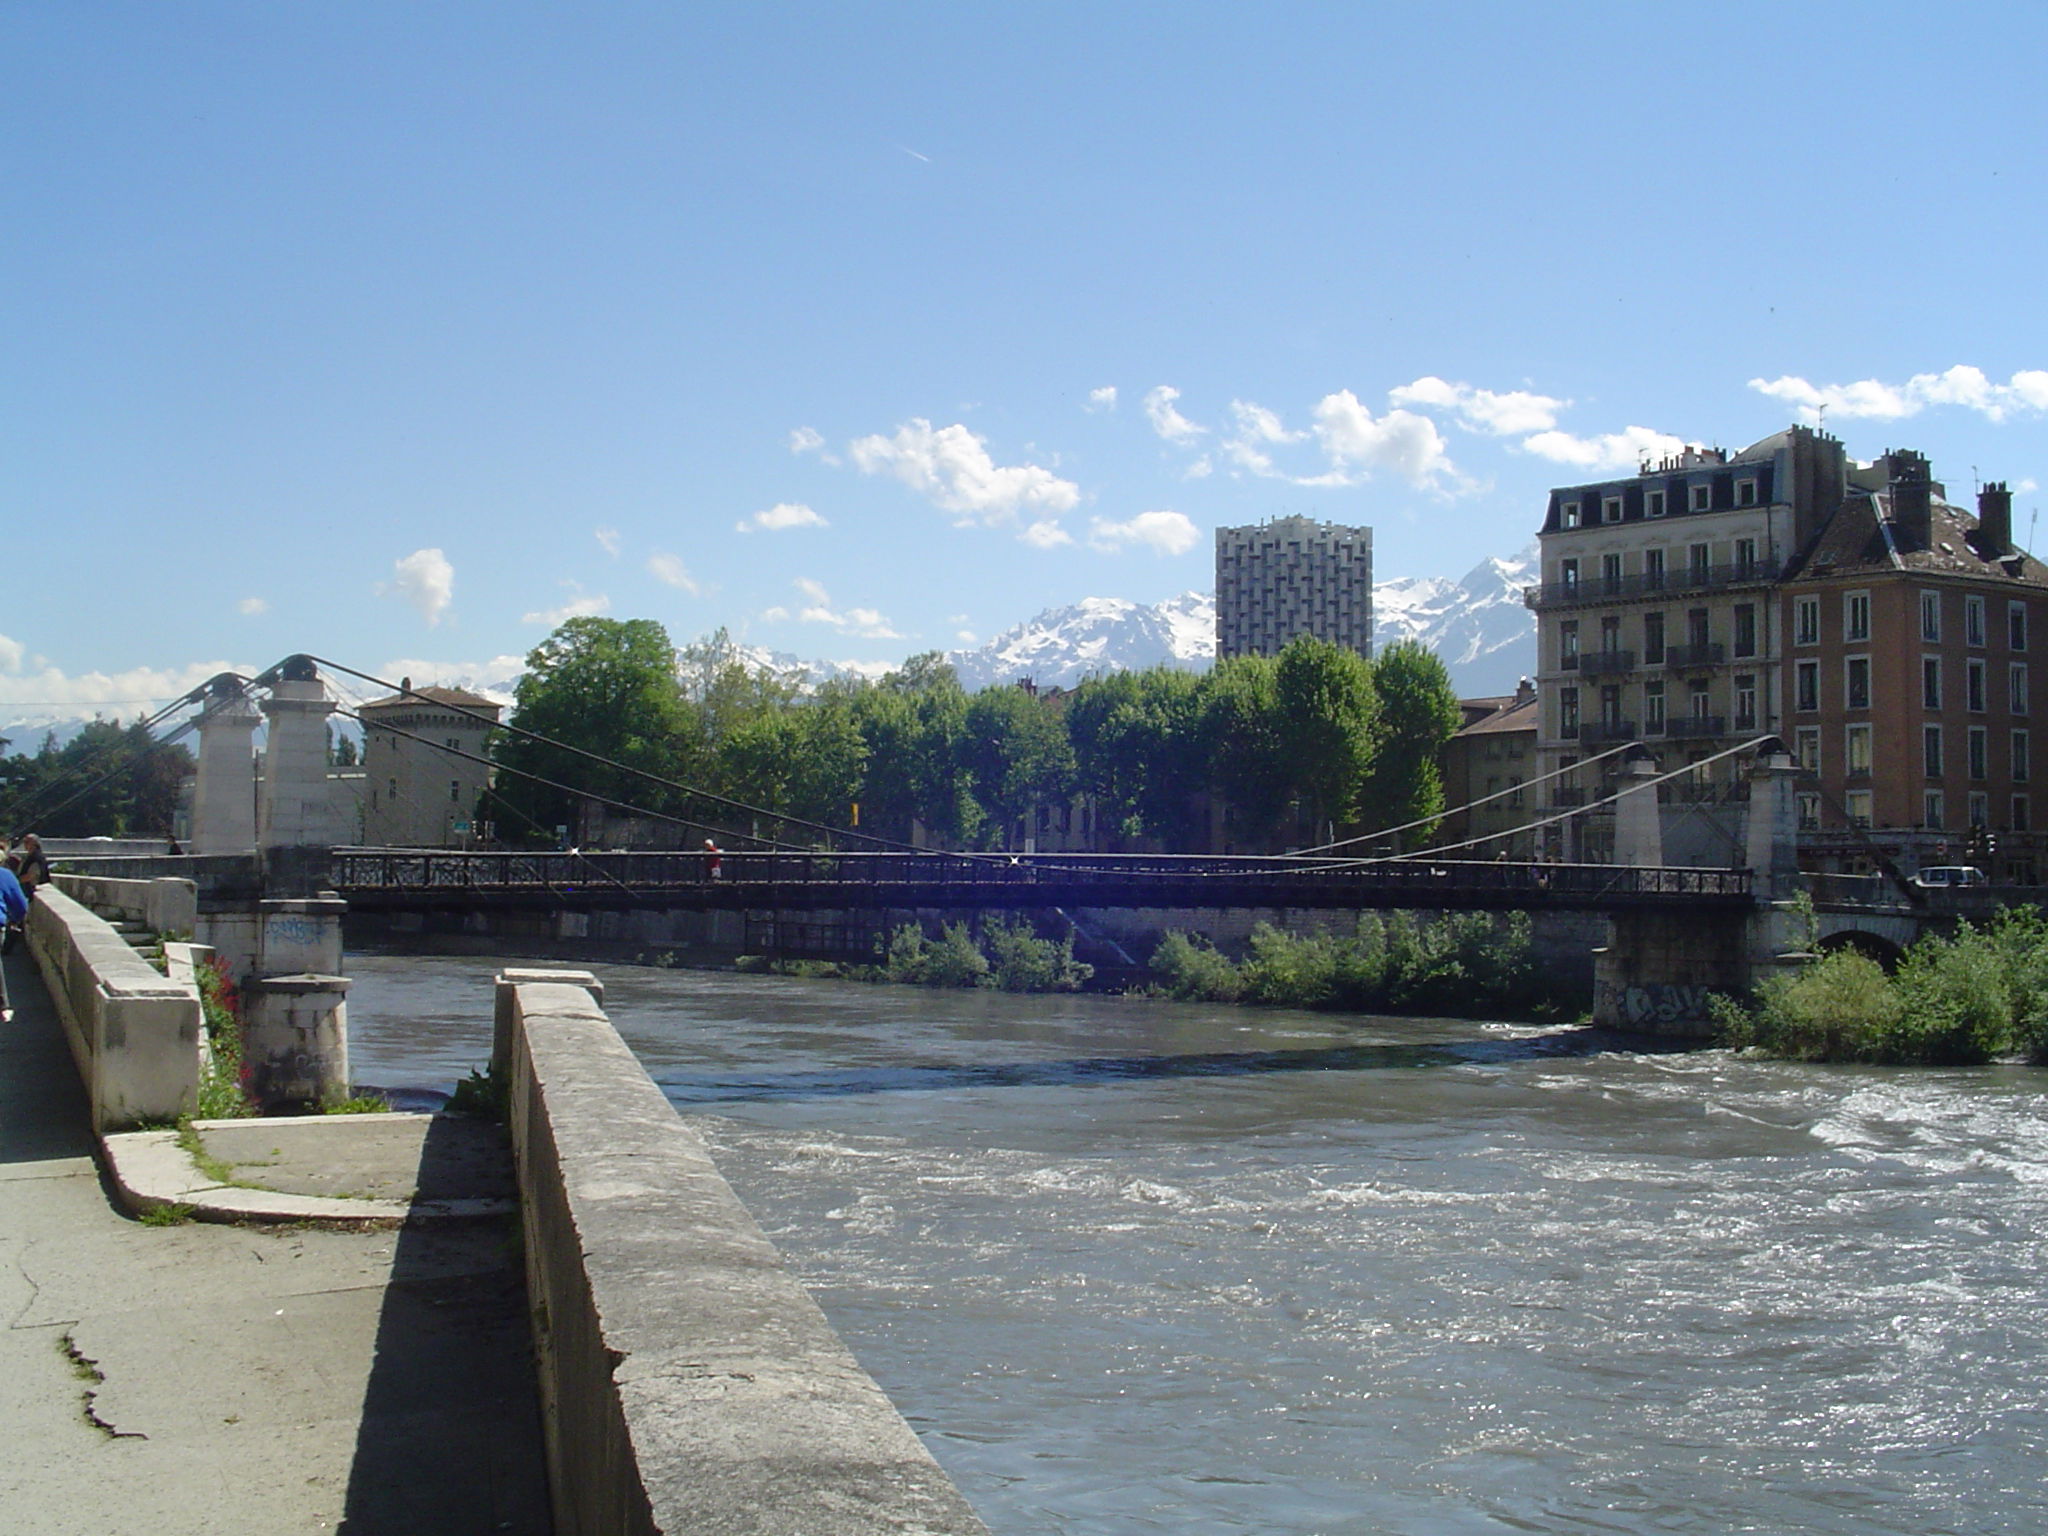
[1523, 560, 1786, 609]
[1665, 716, 1727, 738]
[1578, 650, 1636, 676]
[1663, 642, 1725, 669]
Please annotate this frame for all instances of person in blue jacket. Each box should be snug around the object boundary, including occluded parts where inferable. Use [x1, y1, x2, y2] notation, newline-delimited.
[0, 862, 25, 1017]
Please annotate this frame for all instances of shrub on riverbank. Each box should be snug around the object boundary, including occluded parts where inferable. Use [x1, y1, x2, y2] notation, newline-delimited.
[1150, 911, 1565, 1019]
[741, 917, 1094, 993]
[1714, 906, 2048, 1064]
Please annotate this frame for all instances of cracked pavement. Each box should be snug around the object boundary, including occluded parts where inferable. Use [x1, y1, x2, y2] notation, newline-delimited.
[0, 949, 552, 1534]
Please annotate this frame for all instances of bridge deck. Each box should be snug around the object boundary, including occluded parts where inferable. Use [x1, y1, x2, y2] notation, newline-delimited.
[329, 848, 1755, 914]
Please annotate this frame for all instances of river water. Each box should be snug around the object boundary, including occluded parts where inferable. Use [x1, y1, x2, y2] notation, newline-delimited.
[347, 951, 2048, 1535]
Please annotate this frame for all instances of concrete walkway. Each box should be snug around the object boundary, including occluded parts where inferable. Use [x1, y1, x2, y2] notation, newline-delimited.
[0, 949, 552, 1535]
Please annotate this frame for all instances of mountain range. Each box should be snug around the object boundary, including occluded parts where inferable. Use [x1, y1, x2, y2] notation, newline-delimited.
[6, 548, 1538, 750]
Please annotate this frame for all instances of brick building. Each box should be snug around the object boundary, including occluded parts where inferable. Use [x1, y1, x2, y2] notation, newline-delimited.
[1526, 427, 2048, 879]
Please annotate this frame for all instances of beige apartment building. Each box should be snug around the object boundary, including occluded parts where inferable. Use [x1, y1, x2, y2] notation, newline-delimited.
[1526, 426, 2048, 879]
[358, 684, 503, 847]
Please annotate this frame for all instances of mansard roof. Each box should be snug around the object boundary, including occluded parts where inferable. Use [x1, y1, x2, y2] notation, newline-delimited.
[359, 685, 503, 714]
[1788, 492, 2048, 589]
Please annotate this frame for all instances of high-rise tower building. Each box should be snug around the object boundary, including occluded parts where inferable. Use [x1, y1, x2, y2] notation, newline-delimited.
[1214, 515, 1374, 660]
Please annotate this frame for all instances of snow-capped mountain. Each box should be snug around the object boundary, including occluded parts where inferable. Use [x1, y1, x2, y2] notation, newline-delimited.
[1372, 544, 1538, 695]
[947, 592, 1216, 692]
[943, 552, 1536, 695]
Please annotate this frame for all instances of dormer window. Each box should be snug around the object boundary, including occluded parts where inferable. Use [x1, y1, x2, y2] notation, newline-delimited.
[1690, 483, 1712, 512]
[1601, 496, 1623, 524]
[1561, 500, 1581, 529]
[1735, 479, 1759, 507]
[1646, 489, 1667, 517]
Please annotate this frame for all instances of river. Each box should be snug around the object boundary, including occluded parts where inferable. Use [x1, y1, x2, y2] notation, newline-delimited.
[347, 951, 2048, 1535]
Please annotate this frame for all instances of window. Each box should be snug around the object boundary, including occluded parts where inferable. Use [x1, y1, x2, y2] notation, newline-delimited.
[1921, 590, 1942, 642]
[1796, 660, 1820, 712]
[1925, 790, 1946, 829]
[1647, 489, 1667, 518]
[1688, 608, 1711, 649]
[1736, 479, 1759, 507]
[1796, 726, 1821, 773]
[2012, 601, 2029, 652]
[1924, 657, 1943, 710]
[1560, 620, 1579, 669]
[1559, 687, 1580, 737]
[1735, 536, 1758, 574]
[1601, 685, 1623, 726]
[1797, 792, 1821, 831]
[1601, 553, 1623, 588]
[1600, 615, 1621, 654]
[1691, 483, 1712, 512]
[1688, 542, 1710, 578]
[1969, 726, 1989, 780]
[1924, 725, 1944, 777]
[1969, 658, 1988, 712]
[1968, 595, 1987, 646]
[1508, 776, 1524, 808]
[1602, 496, 1622, 524]
[1689, 679, 1712, 719]
[450, 779, 461, 802]
[1845, 591, 1871, 642]
[1734, 604, 1756, 657]
[1969, 791, 1990, 829]
[1735, 674, 1757, 729]
[2015, 796, 2032, 833]
[1642, 611, 1666, 664]
[1561, 500, 1581, 528]
[1645, 548, 1666, 588]
[2015, 729, 2031, 785]
[1846, 656, 1871, 710]
[1795, 595, 1820, 646]
[1847, 789, 1874, 829]
[1560, 557, 1579, 594]
[1847, 724, 1873, 776]
[1645, 680, 1666, 733]
[2010, 662, 2031, 715]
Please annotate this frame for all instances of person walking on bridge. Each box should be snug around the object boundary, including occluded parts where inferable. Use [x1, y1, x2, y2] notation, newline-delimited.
[0, 858, 26, 1017]
[703, 838, 724, 880]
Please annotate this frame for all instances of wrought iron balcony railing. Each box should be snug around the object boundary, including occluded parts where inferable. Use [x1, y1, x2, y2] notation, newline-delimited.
[1523, 559, 1786, 609]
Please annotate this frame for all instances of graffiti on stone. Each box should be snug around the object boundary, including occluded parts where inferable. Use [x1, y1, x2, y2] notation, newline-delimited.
[1598, 981, 1718, 1026]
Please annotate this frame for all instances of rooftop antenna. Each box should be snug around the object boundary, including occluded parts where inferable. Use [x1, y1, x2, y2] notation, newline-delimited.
[1815, 403, 1827, 434]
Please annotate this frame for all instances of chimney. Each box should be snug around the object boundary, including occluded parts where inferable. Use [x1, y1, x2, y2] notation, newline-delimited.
[1886, 449, 1933, 551]
[1978, 480, 2014, 553]
[1514, 676, 1535, 706]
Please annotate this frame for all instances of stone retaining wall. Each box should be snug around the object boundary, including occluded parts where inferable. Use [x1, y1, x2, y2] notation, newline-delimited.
[492, 970, 989, 1536]
[26, 885, 204, 1130]
[51, 871, 198, 937]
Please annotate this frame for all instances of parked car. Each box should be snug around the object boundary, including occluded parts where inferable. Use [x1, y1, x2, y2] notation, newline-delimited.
[1911, 865, 1988, 888]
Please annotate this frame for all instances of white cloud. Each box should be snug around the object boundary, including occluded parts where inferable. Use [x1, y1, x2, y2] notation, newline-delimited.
[2016, 478, 2040, 495]
[1088, 510, 1202, 556]
[1021, 520, 1075, 549]
[237, 597, 269, 617]
[781, 578, 902, 639]
[1220, 399, 1305, 476]
[1749, 366, 2048, 424]
[521, 589, 610, 626]
[1086, 386, 1118, 412]
[848, 418, 1081, 527]
[374, 654, 525, 700]
[646, 553, 698, 593]
[1310, 393, 1454, 485]
[1143, 385, 1206, 445]
[1520, 425, 1687, 471]
[388, 547, 454, 626]
[788, 425, 839, 465]
[1390, 376, 1567, 435]
[735, 501, 828, 534]
[762, 605, 791, 622]
[595, 526, 621, 557]
[955, 629, 978, 643]
[0, 658, 253, 719]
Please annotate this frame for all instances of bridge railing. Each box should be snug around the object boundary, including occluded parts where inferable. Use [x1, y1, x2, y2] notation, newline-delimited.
[331, 846, 1754, 903]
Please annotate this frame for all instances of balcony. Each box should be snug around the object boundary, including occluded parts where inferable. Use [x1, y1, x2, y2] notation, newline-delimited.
[1551, 788, 1587, 808]
[1663, 642, 1725, 669]
[1578, 719, 1638, 744]
[1522, 559, 1787, 610]
[1577, 649, 1636, 676]
[1665, 715, 1727, 739]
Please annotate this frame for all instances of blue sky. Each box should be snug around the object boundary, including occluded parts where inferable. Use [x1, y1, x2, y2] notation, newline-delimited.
[6, 1, 2047, 718]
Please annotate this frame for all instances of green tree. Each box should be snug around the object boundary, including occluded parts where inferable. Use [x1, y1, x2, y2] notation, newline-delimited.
[2, 720, 193, 838]
[1069, 668, 1208, 847]
[490, 617, 694, 842]
[857, 654, 981, 846]
[1272, 636, 1379, 844]
[961, 685, 1075, 849]
[1200, 655, 1292, 847]
[1359, 641, 1463, 847]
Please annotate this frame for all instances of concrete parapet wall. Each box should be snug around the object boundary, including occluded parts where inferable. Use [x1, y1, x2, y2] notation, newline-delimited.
[26, 886, 204, 1130]
[494, 972, 990, 1536]
[52, 872, 198, 937]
